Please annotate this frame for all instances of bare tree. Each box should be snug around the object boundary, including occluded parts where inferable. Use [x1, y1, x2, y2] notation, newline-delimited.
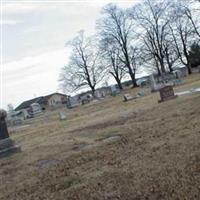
[169, 1, 196, 74]
[101, 47, 125, 90]
[97, 4, 138, 87]
[59, 31, 105, 96]
[163, 33, 180, 73]
[131, 0, 172, 75]
[183, 5, 200, 39]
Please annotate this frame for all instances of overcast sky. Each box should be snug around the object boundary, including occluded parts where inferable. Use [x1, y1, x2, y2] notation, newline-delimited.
[1, 0, 140, 109]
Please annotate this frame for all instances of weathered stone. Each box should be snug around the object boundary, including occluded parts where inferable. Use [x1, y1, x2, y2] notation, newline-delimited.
[0, 109, 21, 157]
[0, 139, 20, 158]
[137, 91, 145, 97]
[158, 86, 178, 103]
[0, 109, 10, 140]
[59, 112, 67, 120]
[123, 94, 136, 102]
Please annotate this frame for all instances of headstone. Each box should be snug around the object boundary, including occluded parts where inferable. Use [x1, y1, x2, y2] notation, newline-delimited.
[80, 94, 92, 105]
[158, 86, 178, 103]
[150, 74, 158, 92]
[0, 110, 9, 140]
[123, 94, 136, 102]
[21, 109, 30, 119]
[110, 85, 120, 96]
[140, 80, 148, 87]
[0, 109, 20, 157]
[173, 70, 182, 79]
[137, 91, 145, 97]
[59, 111, 67, 120]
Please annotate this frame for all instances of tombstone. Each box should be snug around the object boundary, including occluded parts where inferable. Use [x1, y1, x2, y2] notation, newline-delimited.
[0, 110, 9, 140]
[59, 111, 67, 120]
[150, 74, 158, 92]
[110, 85, 120, 96]
[140, 80, 148, 88]
[123, 94, 136, 102]
[21, 109, 30, 119]
[94, 90, 101, 99]
[173, 70, 182, 79]
[66, 97, 72, 108]
[158, 86, 178, 103]
[0, 109, 20, 157]
[137, 91, 145, 97]
[80, 94, 91, 105]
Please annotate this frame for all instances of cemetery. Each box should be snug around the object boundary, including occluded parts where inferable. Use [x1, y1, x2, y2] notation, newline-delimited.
[2, 0, 200, 198]
[0, 73, 200, 200]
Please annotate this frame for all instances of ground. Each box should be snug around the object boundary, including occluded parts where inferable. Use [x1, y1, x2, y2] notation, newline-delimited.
[1, 74, 200, 200]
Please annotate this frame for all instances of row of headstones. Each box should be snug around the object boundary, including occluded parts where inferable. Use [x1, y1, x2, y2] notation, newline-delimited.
[123, 72, 180, 103]
[150, 72, 184, 92]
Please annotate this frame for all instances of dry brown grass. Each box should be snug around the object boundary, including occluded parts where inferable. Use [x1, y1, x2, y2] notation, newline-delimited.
[0, 74, 200, 200]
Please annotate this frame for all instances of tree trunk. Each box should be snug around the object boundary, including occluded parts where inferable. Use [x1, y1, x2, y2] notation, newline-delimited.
[129, 71, 137, 87]
[157, 68, 161, 76]
[155, 58, 161, 76]
[90, 86, 96, 97]
[165, 49, 173, 73]
[159, 58, 166, 74]
[187, 62, 192, 74]
[167, 59, 173, 73]
[114, 77, 123, 90]
[123, 44, 137, 87]
[168, 65, 173, 73]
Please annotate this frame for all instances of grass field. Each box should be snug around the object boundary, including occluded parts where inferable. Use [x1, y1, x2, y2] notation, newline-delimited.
[1, 74, 200, 200]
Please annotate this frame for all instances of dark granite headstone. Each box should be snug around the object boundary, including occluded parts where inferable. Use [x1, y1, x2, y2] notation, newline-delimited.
[158, 86, 178, 103]
[0, 109, 9, 140]
[0, 109, 20, 157]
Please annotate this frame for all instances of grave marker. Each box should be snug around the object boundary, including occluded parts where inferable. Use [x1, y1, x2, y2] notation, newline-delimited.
[0, 110, 9, 140]
[110, 85, 120, 96]
[0, 109, 21, 157]
[158, 86, 177, 103]
[123, 94, 135, 102]
[59, 111, 67, 120]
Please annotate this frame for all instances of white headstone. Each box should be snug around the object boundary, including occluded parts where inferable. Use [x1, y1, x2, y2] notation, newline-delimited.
[110, 85, 117, 93]
[150, 74, 157, 91]
[59, 112, 66, 120]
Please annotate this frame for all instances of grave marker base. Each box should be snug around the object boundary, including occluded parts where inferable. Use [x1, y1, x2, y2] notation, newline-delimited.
[0, 138, 21, 158]
[158, 95, 178, 103]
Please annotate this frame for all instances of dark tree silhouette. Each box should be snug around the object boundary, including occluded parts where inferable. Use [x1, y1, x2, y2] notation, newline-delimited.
[59, 31, 105, 96]
[97, 4, 138, 87]
[188, 42, 200, 67]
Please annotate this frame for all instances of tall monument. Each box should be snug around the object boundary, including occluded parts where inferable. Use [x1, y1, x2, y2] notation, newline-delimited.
[0, 109, 9, 139]
[0, 109, 20, 157]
